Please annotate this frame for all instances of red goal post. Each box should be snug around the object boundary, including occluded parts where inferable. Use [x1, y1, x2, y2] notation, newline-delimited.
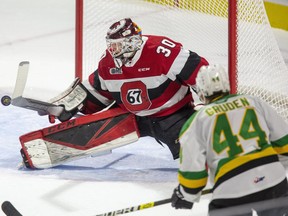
[75, 0, 288, 119]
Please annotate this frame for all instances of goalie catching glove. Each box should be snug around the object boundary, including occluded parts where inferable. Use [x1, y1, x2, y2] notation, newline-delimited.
[47, 78, 87, 122]
[48, 78, 107, 122]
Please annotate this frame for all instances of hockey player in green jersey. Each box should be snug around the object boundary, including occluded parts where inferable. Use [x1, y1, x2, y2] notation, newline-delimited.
[171, 64, 288, 215]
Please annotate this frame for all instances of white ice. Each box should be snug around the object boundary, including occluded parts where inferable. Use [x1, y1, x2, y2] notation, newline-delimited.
[0, 1, 287, 216]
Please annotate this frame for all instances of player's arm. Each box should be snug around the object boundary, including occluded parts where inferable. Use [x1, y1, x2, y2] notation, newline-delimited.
[256, 97, 288, 155]
[163, 48, 207, 109]
[163, 43, 209, 87]
[172, 115, 208, 209]
[80, 70, 114, 115]
[177, 50, 209, 86]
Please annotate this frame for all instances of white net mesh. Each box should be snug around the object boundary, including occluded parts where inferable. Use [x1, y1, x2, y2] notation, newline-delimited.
[78, 0, 288, 119]
[236, 0, 288, 119]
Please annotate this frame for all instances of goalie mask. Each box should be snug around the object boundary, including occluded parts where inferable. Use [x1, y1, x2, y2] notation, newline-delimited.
[106, 18, 142, 60]
[196, 64, 230, 102]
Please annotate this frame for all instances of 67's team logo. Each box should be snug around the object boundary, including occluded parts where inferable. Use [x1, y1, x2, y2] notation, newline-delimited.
[120, 81, 151, 112]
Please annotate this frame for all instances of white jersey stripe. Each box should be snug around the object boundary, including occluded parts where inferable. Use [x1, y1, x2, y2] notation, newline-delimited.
[99, 73, 171, 91]
[166, 48, 190, 81]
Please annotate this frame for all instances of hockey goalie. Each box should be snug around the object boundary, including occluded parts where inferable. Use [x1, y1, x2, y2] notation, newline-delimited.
[16, 18, 208, 169]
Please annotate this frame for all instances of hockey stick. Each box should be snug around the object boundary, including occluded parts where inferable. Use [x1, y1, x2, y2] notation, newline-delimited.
[1, 189, 212, 216]
[94, 188, 212, 216]
[11, 61, 64, 116]
[1, 201, 22, 216]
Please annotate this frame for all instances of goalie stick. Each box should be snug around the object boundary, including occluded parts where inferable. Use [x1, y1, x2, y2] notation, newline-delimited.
[1, 189, 212, 216]
[11, 61, 64, 116]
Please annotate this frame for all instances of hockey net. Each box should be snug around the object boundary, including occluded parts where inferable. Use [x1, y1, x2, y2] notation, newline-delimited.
[75, 0, 288, 120]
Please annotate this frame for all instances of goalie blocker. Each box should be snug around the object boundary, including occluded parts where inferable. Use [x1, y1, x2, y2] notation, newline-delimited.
[20, 107, 139, 169]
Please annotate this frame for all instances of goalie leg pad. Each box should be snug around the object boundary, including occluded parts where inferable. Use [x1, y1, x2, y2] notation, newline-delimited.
[20, 108, 139, 169]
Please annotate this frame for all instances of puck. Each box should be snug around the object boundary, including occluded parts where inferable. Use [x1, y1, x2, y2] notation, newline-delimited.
[1, 95, 11, 106]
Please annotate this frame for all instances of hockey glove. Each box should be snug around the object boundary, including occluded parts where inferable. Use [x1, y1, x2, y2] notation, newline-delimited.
[48, 78, 87, 122]
[171, 185, 193, 209]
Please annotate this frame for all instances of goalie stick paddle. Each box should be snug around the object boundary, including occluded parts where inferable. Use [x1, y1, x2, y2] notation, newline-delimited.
[1, 201, 22, 216]
[12, 61, 29, 99]
[94, 188, 212, 216]
[11, 61, 64, 116]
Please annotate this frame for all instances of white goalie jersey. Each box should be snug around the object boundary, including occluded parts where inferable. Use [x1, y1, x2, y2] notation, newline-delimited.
[177, 94, 288, 202]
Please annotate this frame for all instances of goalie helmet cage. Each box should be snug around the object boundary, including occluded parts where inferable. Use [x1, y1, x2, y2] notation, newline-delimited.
[75, 0, 288, 120]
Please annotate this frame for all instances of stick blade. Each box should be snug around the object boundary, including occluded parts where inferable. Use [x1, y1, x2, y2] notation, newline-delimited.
[12, 61, 30, 99]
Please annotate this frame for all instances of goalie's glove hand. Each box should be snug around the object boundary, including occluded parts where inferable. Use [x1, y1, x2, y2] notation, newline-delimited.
[57, 107, 79, 122]
[47, 108, 79, 123]
[48, 78, 88, 122]
[171, 185, 193, 209]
